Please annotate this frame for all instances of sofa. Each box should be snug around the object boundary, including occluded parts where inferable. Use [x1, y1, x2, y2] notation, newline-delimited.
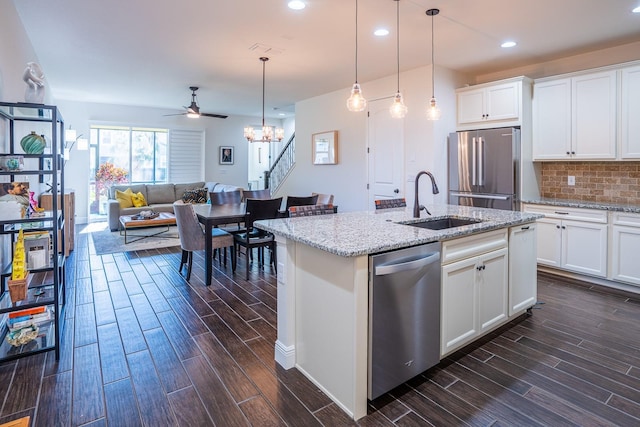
[107, 181, 242, 231]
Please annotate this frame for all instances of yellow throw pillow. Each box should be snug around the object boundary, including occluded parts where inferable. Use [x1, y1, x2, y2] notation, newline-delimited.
[115, 188, 134, 208]
[131, 192, 147, 207]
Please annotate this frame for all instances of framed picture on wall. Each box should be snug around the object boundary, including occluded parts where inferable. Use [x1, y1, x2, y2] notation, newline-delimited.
[312, 131, 338, 165]
[219, 146, 234, 165]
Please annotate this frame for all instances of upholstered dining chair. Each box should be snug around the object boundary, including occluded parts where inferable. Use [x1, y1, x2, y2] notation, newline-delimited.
[209, 190, 242, 205]
[242, 189, 271, 201]
[374, 198, 407, 209]
[284, 194, 319, 212]
[234, 197, 282, 280]
[173, 201, 235, 282]
[288, 204, 336, 217]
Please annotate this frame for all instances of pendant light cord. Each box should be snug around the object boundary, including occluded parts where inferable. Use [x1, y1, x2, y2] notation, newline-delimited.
[396, 0, 400, 92]
[355, 0, 359, 83]
[431, 12, 435, 98]
[262, 58, 266, 127]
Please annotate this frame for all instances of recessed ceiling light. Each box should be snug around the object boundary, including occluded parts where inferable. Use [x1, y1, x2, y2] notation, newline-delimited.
[278, 113, 285, 116]
[633, 6, 640, 13]
[374, 28, 389, 36]
[501, 41, 517, 48]
[288, 1, 306, 10]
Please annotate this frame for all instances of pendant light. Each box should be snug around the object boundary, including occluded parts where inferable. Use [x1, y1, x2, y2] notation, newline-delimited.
[244, 57, 284, 143]
[390, 0, 407, 118]
[426, 8, 441, 120]
[346, 0, 367, 112]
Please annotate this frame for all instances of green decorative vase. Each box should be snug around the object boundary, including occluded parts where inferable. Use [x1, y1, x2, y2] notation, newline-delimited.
[20, 131, 46, 154]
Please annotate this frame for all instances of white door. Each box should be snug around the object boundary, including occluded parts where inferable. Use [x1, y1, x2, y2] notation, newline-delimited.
[532, 78, 572, 160]
[562, 220, 608, 277]
[485, 82, 519, 122]
[441, 255, 478, 356]
[535, 217, 562, 267]
[477, 248, 508, 332]
[620, 65, 640, 159]
[509, 225, 537, 315]
[248, 141, 270, 190]
[367, 99, 404, 209]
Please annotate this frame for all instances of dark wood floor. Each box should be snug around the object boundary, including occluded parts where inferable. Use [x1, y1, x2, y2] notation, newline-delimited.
[1, 228, 640, 426]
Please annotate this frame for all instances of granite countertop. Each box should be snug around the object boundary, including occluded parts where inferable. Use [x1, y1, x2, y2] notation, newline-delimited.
[254, 204, 541, 257]
[522, 198, 640, 214]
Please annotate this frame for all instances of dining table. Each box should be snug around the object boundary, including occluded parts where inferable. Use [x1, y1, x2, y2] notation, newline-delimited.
[192, 203, 247, 286]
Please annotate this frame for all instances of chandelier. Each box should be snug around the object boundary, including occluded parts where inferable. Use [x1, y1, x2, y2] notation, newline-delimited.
[244, 57, 284, 143]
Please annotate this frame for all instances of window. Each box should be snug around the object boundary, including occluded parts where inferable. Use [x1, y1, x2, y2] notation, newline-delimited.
[89, 125, 168, 217]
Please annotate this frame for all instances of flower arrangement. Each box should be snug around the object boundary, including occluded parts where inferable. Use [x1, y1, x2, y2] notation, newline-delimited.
[95, 162, 128, 195]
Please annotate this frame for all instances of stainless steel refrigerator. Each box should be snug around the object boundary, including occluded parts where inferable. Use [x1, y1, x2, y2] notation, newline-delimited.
[448, 127, 520, 211]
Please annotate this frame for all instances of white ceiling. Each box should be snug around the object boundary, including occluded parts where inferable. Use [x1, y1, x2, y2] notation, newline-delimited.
[11, 0, 640, 119]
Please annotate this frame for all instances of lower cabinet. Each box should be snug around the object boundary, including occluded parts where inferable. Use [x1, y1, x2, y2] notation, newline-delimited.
[441, 229, 508, 356]
[523, 204, 608, 278]
[509, 224, 537, 315]
[611, 212, 640, 285]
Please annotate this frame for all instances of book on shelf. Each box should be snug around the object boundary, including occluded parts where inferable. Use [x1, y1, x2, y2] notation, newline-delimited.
[7, 308, 51, 331]
[8, 306, 46, 318]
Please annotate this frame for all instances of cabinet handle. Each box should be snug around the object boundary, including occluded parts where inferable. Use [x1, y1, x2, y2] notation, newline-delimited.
[571, 151, 576, 155]
[556, 225, 561, 229]
[521, 226, 530, 230]
[476, 265, 486, 271]
[562, 226, 566, 229]
[554, 211, 569, 215]
[566, 151, 570, 155]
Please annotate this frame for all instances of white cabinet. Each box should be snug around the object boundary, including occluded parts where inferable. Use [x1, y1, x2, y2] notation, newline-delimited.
[533, 70, 617, 160]
[611, 212, 640, 285]
[620, 65, 640, 159]
[456, 77, 530, 130]
[441, 229, 508, 356]
[523, 204, 608, 278]
[508, 224, 537, 315]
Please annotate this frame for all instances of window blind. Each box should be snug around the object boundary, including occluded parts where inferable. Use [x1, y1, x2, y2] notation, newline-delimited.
[168, 129, 205, 183]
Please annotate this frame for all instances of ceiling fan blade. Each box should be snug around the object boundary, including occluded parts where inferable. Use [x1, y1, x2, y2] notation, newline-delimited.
[201, 112, 228, 119]
[163, 112, 187, 117]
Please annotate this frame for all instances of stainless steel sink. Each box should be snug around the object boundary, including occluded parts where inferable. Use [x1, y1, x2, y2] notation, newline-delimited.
[400, 216, 483, 230]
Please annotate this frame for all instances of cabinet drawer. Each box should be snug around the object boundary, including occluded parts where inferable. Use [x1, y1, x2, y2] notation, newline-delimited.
[611, 211, 640, 227]
[523, 204, 607, 223]
[441, 229, 508, 265]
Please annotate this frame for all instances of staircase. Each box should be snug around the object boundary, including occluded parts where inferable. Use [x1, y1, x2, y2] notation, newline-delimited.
[266, 133, 295, 192]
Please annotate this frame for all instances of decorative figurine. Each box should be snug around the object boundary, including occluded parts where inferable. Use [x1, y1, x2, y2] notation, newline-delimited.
[23, 62, 45, 104]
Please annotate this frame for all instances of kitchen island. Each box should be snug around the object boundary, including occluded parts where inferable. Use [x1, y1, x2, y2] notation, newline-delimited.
[255, 204, 541, 420]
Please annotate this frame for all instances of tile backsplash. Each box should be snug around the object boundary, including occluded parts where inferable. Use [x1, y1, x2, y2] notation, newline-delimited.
[540, 162, 640, 205]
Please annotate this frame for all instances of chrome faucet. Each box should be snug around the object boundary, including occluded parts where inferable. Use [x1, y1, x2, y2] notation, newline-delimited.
[413, 171, 440, 218]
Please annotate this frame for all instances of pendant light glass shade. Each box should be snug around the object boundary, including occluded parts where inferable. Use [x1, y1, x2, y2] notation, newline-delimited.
[426, 97, 441, 120]
[347, 83, 367, 111]
[347, 0, 366, 112]
[390, 0, 406, 118]
[244, 57, 284, 143]
[426, 8, 440, 121]
[390, 92, 408, 118]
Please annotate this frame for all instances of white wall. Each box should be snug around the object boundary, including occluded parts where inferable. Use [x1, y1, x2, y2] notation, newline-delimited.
[57, 100, 283, 223]
[275, 65, 467, 212]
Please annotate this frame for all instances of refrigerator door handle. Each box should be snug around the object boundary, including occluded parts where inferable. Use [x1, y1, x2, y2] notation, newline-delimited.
[471, 137, 477, 186]
[478, 137, 484, 186]
[450, 192, 510, 200]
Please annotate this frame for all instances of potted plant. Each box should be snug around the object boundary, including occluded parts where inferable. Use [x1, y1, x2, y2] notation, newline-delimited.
[94, 162, 128, 214]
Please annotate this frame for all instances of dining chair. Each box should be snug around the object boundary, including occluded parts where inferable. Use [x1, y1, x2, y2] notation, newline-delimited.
[209, 190, 242, 205]
[233, 197, 282, 279]
[312, 192, 334, 205]
[173, 201, 235, 282]
[285, 194, 319, 211]
[374, 198, 407, 209]
[288, 204, 336, 217]
[242, 189, 271, 201]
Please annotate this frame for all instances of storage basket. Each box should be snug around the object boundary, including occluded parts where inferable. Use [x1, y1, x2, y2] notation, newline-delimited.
[8, 272, 29, 302]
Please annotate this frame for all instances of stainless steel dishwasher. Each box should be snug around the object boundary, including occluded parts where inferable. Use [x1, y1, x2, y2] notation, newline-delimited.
[368, 242, 441, 400]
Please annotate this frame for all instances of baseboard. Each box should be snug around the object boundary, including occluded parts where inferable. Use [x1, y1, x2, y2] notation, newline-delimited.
[274, 340, 295, 369]
[538, 267, 640, 297]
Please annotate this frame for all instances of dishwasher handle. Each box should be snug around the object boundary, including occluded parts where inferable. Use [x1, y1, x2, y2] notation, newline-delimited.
[375, 252, 440, 276]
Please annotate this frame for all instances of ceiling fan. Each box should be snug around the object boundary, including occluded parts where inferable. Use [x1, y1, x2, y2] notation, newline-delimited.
[165, 86, 228, 119]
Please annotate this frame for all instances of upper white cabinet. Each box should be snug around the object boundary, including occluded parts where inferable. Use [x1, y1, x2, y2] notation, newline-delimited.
[620, 65, 640, 159]
[456, 77, 531, 131]
[533, 70, 617, 160]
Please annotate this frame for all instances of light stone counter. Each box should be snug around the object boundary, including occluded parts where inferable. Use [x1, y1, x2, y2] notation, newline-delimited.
[523, 198, 640, 213]
[255, 204, 541, 257]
